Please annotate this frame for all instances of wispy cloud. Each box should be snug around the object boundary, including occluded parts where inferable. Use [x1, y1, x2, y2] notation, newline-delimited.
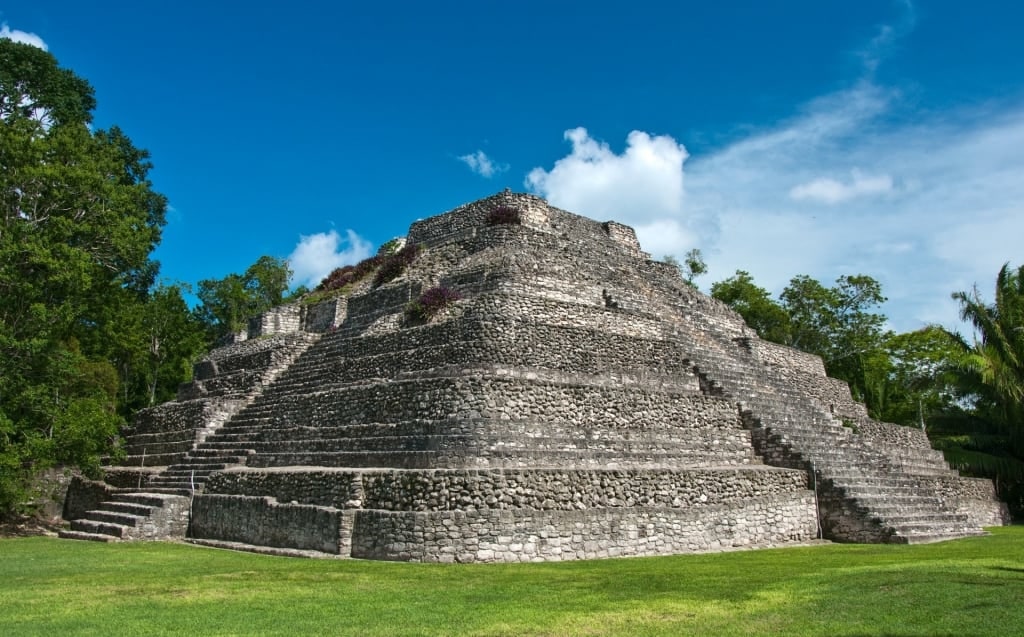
[287, 229, 373, 289]
[789, 169, 894, 205]
[525, 5, 1024, 333]
[458, 150, 507, 178]
[0, 22, 47, 50]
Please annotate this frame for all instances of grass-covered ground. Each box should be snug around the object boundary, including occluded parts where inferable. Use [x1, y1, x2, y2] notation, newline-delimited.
[1, 527, 1022, 636]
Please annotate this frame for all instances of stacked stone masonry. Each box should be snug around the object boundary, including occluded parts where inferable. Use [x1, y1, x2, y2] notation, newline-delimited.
[61, 191, 1009, 559]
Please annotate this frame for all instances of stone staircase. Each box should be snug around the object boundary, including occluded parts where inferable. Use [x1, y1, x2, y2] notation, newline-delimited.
[689, 345, 982, 543]
[61, 492, 190, 542]
[59, 332, 320, 542]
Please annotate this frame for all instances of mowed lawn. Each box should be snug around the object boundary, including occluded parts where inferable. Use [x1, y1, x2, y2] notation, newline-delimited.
[1, 527, 1022, 636]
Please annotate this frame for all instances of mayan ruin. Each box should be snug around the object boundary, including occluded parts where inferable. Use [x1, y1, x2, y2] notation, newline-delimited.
[59, 191, 1009, 562]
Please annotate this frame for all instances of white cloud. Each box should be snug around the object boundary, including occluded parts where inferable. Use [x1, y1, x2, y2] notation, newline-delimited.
[287, 229, 373, 289]
[458, 150, 507, 178]
[524, 91, 1024, 333]
[0, 23, 47, 50]
[525, 127, 690, 247]
[789, 169, 894, 204]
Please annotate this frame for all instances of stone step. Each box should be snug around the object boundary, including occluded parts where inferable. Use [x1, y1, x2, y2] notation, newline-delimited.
[131, 487, 193, 496]
[165, 463, 227, 473]
[83, 509, 143, 527]
[112, 492, 185, 507]
[188, 447, 254, 457]
[186, 538, 344, 560]
[100, 500, 153, 516]
[70, 519, 128, 538]
[159, 470, 220, 481]
[898, 530, 987, 544]
[58, 529, 119, 543]
[120, 452, 187, 467]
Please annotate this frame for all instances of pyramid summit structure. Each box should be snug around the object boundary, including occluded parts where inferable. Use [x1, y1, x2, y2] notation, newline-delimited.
[61, 191, 1009, 561]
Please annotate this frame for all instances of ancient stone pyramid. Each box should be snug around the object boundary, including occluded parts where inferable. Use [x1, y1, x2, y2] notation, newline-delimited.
[61, 191, 1009, 561]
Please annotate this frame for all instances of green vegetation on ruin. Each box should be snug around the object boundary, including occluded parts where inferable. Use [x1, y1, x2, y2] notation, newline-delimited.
[2, 526, 1022, 636]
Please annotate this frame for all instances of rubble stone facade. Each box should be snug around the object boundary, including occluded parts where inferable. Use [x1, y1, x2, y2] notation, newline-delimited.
[61, 191, 1009, 560]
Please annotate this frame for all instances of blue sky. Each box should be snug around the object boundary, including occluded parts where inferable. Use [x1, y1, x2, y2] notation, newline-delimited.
[3, 1, 1023, 333]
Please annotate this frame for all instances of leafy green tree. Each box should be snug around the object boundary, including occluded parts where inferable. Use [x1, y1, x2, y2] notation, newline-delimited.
[862, 326, 964, 426]
[196, 255, 293, 340]
[710, 270, 792, 343]
[779, 274, 889, 401]
[0, 40, 167, 516]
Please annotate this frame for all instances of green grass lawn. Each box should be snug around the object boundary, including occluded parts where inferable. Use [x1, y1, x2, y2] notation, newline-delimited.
[2, 527, 1022, 636]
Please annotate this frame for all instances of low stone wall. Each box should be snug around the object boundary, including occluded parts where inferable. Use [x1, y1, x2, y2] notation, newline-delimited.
[755, 341, 826, 376]
[63, 476, 115, 520]
[359, 467, 808, 511]
[923, 475, 1011, 527]
[302, 297, 347, 332]
[205, 467, 807, 511]
[350, 493, 818, 562]
[248, 304, 302, 338]
[205, 468, 364, 508]
[190, 494, 353, 555]
[345, 281, 421, 329]
[245, 377, 739, 443]
[856, 421, 932, 449]
[408, 192, 552, 245]
[102, 467, 160, 489]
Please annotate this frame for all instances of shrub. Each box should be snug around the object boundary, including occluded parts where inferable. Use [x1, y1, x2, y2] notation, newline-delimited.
[373, 243, 421, 287]
[486, 205, 521, 225]
[315, 255, 381, 292]
[406, 286, 461, 323]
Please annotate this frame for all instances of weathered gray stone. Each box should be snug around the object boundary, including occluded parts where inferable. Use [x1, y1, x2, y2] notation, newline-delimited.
[61, 191, 1008, 557]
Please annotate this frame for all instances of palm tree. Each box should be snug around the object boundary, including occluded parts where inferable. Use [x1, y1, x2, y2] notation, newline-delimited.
[934, 263, 1024, 515]
[952, 263, 1024, 429]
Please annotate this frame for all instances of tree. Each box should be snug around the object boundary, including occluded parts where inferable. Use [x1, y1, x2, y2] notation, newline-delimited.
[862, 326, 964, 426]
[780, 274, 889, 401]
[711, 270, 791, 344]
[0, 40, 167, 516]
[952, 263, 1024, 414]
[933, 263, 1024, 514]
[664, 249, 708, 287]
[196, 256, 293, 341]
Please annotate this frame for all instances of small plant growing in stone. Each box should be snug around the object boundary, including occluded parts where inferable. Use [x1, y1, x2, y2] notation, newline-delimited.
[378, 236, 406, 256]
[486, 205, 521, 225]
[406, 286, 461, 323]
[316, 255, 382, 292]
[373, 243, 422, 287]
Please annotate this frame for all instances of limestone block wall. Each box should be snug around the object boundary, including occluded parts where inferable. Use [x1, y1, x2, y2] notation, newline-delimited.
[856, 421, 931, 448]
[920, 475, 1011, 527]
[350, 494, 818, 562]
[190, 495, 353, 555]
[248, 304, 301, 338]
[301, 297, 347, 332]
[190, 466, 818, 561]
[357, 467, 808, 511]
[407, 192, 551, 245]
[754, 340, 827, 377]
[205, 469, 364, 508]
[343, 281, 421, 331]
[277, 314, 700, 391]
[244, 377, 748, 458]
